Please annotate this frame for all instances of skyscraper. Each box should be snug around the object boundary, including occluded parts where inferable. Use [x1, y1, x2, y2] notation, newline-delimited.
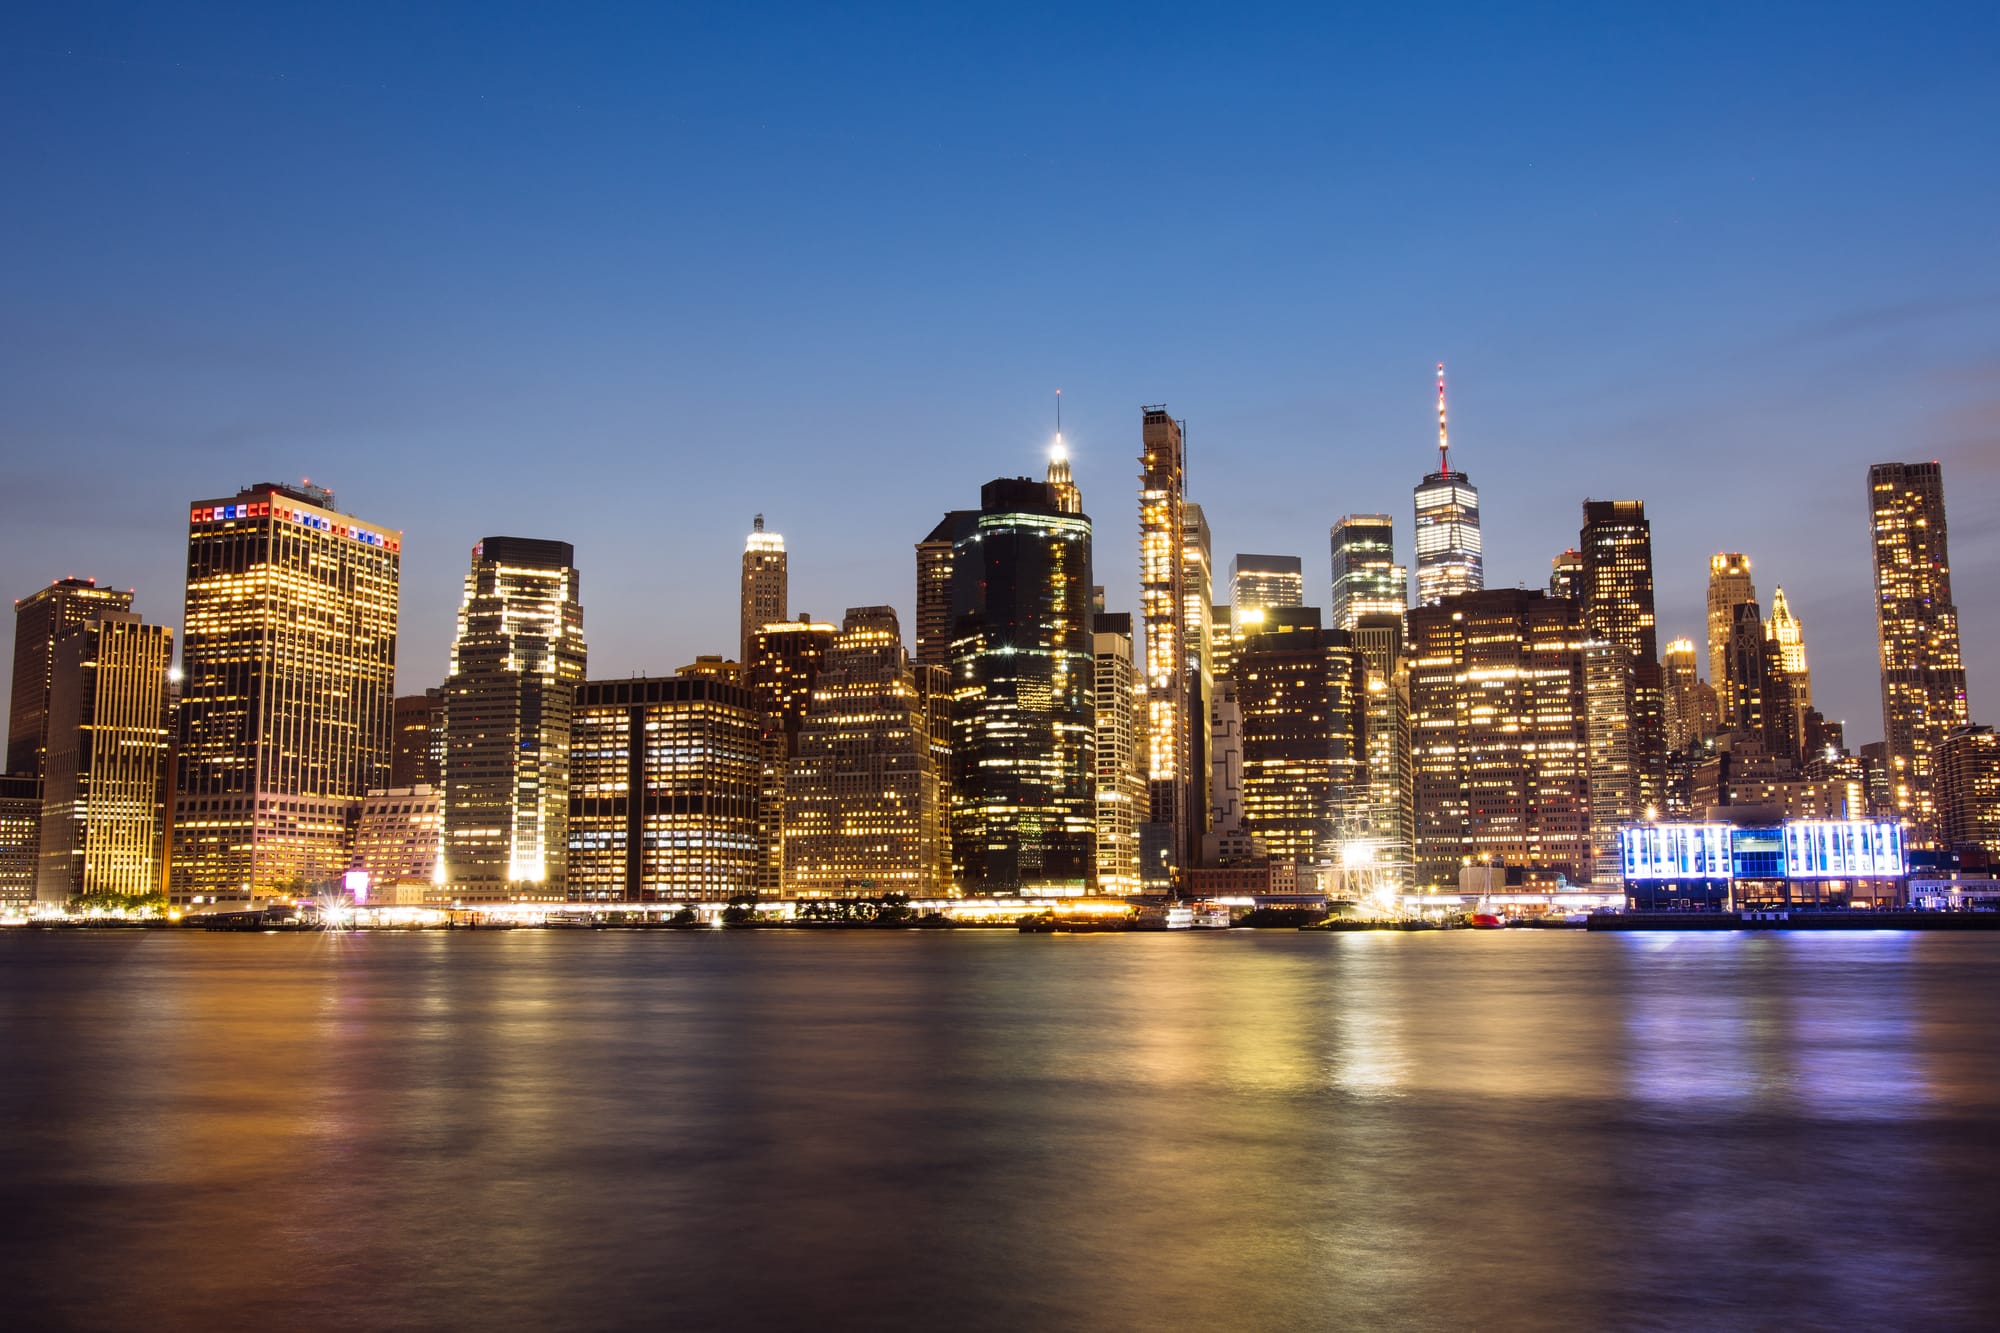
[1724, 600, 1790, 754]
[740, 515, 787, 672]
[1092, 613, 1145, 895]
[1408, 589, 1589, 886]
[915, 511, 975, 668]
[441, 537, 586, 899]
[1045, 428, 1082, 515]
[1870, 462, 1971, 836]
[1207, 672, 1245, 845]
[1353, 612, 1415, 889]
[568, 675, 760, 901]
[745, 616, 836, 894]
[951, 476, 1095, 894]
[1766, 587, 1811, 711]
[782, 606, 947, 897]
[1934, 724, 1999, 857]
[36, 611, 172, 904]
[173, 483, 399, 903]
[1329, 515, 1407, 631]
[0, 774, 38, 914]
[390, 689, 443, 789]
[1583, 639, 1636, 884]
[1547, 549, 1585, 601]
[1706, 553, 1757, 699]
[1139, 405, 1191, 884]
[1662, 637, 1717, 753]
[1412, 364, 1483, 607]
[1183, 502, 1215, 860]
[1579, 499, 1666, 818]
[8, 577, 135, 782]
[1579, 501, 1659, 660]
[1233, 608, 1365, 865]
[1229, 554, 1305, 615]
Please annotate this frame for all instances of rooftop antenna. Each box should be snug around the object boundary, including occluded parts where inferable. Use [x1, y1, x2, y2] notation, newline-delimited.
[1436, 363, 1451, 473]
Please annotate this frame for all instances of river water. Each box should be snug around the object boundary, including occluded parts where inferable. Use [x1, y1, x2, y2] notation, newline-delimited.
[0, 928, 1995, 1331]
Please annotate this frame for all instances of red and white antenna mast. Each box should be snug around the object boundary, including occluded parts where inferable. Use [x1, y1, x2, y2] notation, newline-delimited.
[1436, 362, 1451, 473]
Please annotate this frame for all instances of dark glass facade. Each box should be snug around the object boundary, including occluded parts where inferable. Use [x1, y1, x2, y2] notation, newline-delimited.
[949, 478, 1095, 893]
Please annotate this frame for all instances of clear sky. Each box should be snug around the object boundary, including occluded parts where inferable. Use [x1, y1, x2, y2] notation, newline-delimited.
[3, 2, 1997, 742]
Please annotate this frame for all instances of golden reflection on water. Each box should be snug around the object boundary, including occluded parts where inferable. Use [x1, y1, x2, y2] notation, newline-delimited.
[1, 929, 1996, 1331]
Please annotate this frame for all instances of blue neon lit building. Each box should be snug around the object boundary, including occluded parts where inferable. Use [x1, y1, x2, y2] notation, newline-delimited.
[1618, 814, 1906, 910]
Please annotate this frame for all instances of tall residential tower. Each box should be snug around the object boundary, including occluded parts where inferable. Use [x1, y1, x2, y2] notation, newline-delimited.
[1869, 462, 1969, 835]
[1139, 406, 1192, 884]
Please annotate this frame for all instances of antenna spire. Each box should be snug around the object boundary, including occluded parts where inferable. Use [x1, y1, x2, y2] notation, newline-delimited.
[1046, 389, 1080, 513]
[1436, 363, 1451, 473]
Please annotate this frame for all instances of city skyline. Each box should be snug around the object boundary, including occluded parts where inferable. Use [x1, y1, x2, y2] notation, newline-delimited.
[3, 5, 1998, 752]
[0, 415, 1987, 756]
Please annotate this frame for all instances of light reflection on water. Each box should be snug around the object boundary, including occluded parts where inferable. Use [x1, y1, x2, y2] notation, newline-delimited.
[0, 929, 1995, 1331]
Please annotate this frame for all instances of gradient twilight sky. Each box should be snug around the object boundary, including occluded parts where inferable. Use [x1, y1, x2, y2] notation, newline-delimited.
[4, 3, 1997, 742]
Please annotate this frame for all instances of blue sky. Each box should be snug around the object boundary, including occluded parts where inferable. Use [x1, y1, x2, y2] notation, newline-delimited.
[3, 2, 1997, 740]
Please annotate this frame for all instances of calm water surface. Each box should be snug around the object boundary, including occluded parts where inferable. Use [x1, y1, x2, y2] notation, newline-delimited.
[1, 929, 1996, 1331]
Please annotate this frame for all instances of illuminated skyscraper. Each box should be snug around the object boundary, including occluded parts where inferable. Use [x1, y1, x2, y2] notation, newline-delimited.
[1209, 604, 1241, 685]
[1934, 724, 1999, 857]
[1584, 639, 1636, 884]
[740, 515, 788, 672]
[1723, 601, 1799, 760]
[952, 476, 1095, 894]
[1139, 405, 1192, 883]
[1662, 637, 1717, 753]
[1412, 365, 1483, 607]
[1352, 612, 1414, 887]
[1579, 502, 1658, 659]
[1092, 613, 1145, 895]
[745, 616, 836, 894]
[1408, 590, 1589, 886]
[1870, 462, 1970, 835]
[0, 775, 37, 913]
[568, 675, 760, 901]
[1329, 515, 1406, 631]
[1706, 553, 1757, 701]
[173, 483, 399, 903]
[1548, 549, 1584, 601]
[442, 537, 586, 899]
[1183, 502, 1215, 858]
[1229, 554, 1304, 615]
[1046, 424, 1082, 515]
[36, 612, 172, 904]
[1579, 499, 1666, 818]
[782, 607, 947, 896]
[8, 577, 135, 782]
[1233, 609, 1365, 865]
[1766, 586, 1813, 721]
